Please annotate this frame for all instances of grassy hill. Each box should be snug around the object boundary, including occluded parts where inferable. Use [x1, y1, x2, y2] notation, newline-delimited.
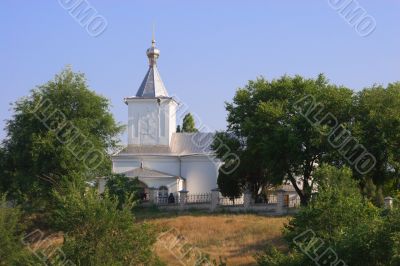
[138, 210, 289, 266]
[27, 209, 289, 266]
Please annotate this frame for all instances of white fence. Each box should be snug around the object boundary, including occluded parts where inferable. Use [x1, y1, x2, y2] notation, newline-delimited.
[186, 193, 211, 204]
[146, 189, 301, 214]
[219, 196, 244, 206]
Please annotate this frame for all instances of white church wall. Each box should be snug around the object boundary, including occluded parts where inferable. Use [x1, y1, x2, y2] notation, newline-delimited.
[127, 98, 176, 146]
[167, 100, 177, 147]
[112, 156, 180, 176]
[112, 159, 141, 173]
[112, 155, 219, 193]
[142, 157, 180, 176]
[181, 156, 219, 194]
[127, 99, 158, 145]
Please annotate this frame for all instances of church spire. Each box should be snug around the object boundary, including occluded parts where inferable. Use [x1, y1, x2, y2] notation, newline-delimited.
[135, 37, 168, 98]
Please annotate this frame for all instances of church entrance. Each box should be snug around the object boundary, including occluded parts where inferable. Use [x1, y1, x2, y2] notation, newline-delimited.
[158, 186, 169, 203]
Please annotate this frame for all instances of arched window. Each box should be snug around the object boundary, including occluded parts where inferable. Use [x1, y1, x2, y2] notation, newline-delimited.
[158, 186, 168, 198]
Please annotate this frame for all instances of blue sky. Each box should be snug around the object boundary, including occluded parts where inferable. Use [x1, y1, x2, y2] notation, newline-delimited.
[0, 1, 399, 142]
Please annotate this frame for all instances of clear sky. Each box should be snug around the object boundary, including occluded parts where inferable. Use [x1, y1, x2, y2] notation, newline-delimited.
[1, 1, 399, 142]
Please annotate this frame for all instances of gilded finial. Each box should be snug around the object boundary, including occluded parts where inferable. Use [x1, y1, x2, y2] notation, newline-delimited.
[146, 24, 160, 66]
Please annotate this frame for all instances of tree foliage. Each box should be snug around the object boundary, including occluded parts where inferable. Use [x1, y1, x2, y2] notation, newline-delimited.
[353, 83, 400, 197]
[0, 194, 41, 265]
[214, 74, 353, 205]
[215, 75, 400, 205]
[0, 67, 123, 203]
[106, 174, 143, 208]
[50, 184, 158, 266]
[257, 165, 400, 266]
[217, 168, 243, 199]
[182, 113, 198, 132]
[256, 244, 307, 266]
[284, 165, 379, 245]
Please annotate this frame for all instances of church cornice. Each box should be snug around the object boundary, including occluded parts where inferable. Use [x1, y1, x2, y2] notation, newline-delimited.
[123, 96, 178, 105]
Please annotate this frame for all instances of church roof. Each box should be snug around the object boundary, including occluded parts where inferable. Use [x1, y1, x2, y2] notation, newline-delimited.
[122, 167, 179, 178]
[119, 145, 171, 154]
[135, 64, 168, 97]
[114, 132, 215, 156]
[171, 132, 214, 154]
[132, 39, 169, 98]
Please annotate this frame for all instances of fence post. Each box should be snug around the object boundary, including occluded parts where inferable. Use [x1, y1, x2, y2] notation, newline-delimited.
[211, 188, 220, 212]
[148, 187, 158, 204]
[384, 196, 393, 209]
[243, 190, 252, 210]
[276, 189, 286, 215]
[179, 190, 188, 210]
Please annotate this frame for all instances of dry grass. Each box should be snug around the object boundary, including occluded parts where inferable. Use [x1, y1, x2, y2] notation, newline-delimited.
[29, 232, 64, 251]
[27, 210, 289, 265]
[147, 213, 289, 266]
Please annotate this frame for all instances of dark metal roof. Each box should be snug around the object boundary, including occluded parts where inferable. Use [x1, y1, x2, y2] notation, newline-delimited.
[135, 65, 168, 97]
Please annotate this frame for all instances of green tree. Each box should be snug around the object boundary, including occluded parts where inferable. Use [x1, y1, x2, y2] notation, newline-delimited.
[182, 113, 198, 132]
[326, 194, 400, 266]
[0, 149, 6, 193]
[106, 174, 142, 208]
[0, 67, 123, 204]
[256, 244, 308, 266]
[353, 83, 400, 198]
[284, 165, 379, 244]
[213, 130, 274, 199]
[50, 184, 158, 265]
[214, 75, 353, 205]
[362, 177, 386, 207]
[176, 124, 181, 132]
[257, 165, 381, 266]
[217, 168, 243, 200]
[0, 194, 41, 265]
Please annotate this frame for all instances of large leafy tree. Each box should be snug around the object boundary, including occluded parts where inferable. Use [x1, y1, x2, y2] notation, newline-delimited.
[214, 74, 354, 205]
[353, 83, 400, 198]
[213, 131, 271, 199]
[0, 67, 123, 203]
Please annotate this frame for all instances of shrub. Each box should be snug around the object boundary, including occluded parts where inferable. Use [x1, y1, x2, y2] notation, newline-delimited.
[50, 184, 159, 265]
[284, 165, 380, 245]
[0, 194, 40, 265]
[256, 245, 308, 266]
[106, 173, 142, 208]
[256, 165, 381, 266]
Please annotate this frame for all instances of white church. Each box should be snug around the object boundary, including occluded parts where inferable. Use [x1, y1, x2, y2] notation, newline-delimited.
[110, 39, 220, 199]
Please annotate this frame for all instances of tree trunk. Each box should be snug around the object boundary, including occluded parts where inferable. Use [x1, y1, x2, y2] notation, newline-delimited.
[287, 172, 309, 206]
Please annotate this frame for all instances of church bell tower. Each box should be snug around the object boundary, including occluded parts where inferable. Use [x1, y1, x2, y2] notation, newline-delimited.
[124, 38, 177, 146]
